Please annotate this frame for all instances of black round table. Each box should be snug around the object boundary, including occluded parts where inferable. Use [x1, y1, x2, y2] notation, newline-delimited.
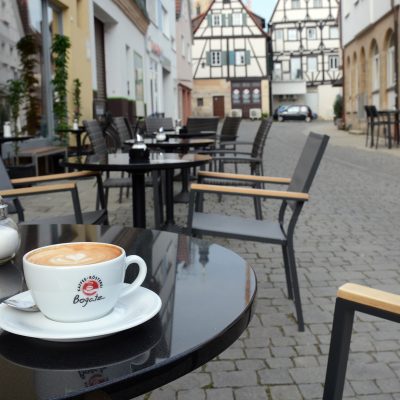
[65, 153, 211, 228]
[125, 138, 215, 151]
[0, 224, 257, 400]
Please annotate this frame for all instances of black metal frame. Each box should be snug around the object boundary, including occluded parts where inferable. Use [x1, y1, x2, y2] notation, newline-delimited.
[323, 297, 400, 400]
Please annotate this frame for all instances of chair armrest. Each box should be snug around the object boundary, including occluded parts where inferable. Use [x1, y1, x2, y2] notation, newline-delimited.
[211, 156, 262, 164]
[10, 171, 99, 185]
[338, 283, 400, 315]
[198, 171, 291, 184]
[0, 183, 77, 197]
[190, 183, 309, 201]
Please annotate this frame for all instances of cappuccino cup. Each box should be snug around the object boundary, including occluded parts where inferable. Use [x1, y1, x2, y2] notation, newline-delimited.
[23, 242, 147, 323]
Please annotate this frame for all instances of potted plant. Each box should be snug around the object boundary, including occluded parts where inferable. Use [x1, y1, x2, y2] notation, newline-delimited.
[72, 78, 82, 128]
[16, 35, 40, 136]
[51, 34, 71, 145]
[333, 95, 345, 129]
[5, 79, 36, 178]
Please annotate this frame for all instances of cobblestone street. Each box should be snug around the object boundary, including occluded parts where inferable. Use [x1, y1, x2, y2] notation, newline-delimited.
[17, 121, 400, 399]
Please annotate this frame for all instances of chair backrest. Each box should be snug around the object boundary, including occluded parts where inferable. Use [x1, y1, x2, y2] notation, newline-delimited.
[220, 117, 241, 141]
[145, 117, 174, 134]
[369, 105, 379, 118]
[250, 117, 273, 158]
[186, 117, 219, 134]
[113, 116, 132, 143]
[364, 105, 371, 118]
[287, 132, 329, 196]
[83, 120, 108, 156]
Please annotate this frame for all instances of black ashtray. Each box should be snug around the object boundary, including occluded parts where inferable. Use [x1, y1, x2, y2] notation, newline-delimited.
[129, 147, 150, 163]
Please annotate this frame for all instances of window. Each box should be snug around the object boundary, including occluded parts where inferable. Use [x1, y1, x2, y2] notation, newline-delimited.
[292, 0, 300, 9]
[329, 55, 339, 70]
[181, 35, 185, 58]
[372, 44, 380, 91]
[232, 13, 243, 26]
[290, 57, 302, 79]
[387, 35, 395, 87]
[275, 29, 283, 40]
[235, 50, 245, 65]
[288, 106, 300, 114]
[197, 98, 204, 106]
[187, 43, 191, 62]
[212, 14, 222, 26]
[307, 28, 317, 40]
[307, 56, 317, 71]
[313, 0, 322, 6]
[162, 6, 169, 37]
[330, 27, 339, 39]
[211, 51, 221, 66]
[288, 29, 298, 41]
[273, 62, 282, 80]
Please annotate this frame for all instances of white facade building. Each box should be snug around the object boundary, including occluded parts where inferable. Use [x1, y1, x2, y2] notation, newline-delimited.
[146, 0, 178, 119]
[89, 0, 177, 121]
[269, 0, 342, 120]
[192, 0, 270, 118]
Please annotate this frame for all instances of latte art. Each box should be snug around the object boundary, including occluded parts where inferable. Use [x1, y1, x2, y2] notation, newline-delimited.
[27, 243, 121, 266]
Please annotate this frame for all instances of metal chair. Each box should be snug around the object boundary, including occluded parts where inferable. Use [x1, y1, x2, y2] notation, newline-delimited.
[187, 132, 330, 331]
[323, 283, 400, 399]
[186, 117, 219, 134]
[145, 117, 175, 135]
[369, 105, 388, 149]
[0, 156, 107, 224]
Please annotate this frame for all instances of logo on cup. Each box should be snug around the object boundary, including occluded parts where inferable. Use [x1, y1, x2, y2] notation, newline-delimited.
[77, 275, 103, 296]
[74, 275, 105, 307]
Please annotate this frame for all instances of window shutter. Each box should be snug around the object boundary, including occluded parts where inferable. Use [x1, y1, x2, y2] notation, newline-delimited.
[243, 13, 247, 26]
[245, 50, 251, 65]
[222, 14, 228, 26]
[206, 52, 211, 65]
[228, 14, 233, 26]
[229, 51, 235, 65]
[221, 51, 228, 65]
[207, 15, 212, 26]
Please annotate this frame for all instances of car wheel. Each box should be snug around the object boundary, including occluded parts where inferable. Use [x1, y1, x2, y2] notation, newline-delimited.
[305, 116, 311, 122]
[278, 116, 284, 122]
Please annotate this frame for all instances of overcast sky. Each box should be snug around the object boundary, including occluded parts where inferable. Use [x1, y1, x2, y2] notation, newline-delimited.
[249, 0, 278, 25]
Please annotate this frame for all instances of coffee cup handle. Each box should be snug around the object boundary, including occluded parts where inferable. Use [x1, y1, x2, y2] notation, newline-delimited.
[122, 255, 147, 296]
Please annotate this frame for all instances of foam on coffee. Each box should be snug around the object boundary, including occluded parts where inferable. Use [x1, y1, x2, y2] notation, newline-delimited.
[27, 243, 122, 266]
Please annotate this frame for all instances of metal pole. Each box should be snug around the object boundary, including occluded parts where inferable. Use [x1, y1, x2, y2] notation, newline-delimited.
[41, 0, 55, 138]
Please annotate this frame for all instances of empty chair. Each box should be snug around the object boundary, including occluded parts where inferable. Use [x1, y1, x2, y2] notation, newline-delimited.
[186, 117, 219, 134]
[0, 156, 107, 224]
[323, 283, 400, 399]
[369, 105, 388, 149]
[187, 132, 330, 331]
[145, 117, 175, 135]
[113, 116, 133, 146]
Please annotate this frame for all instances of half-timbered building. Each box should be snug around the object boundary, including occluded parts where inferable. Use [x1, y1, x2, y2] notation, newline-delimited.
[269, 0, 342, 120]
[191, 0, 270, 118]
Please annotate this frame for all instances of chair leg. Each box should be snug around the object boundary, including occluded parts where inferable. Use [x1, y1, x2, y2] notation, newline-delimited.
[287, 242, 304, 331]
[323, 299, 355, 400]
[281, 244, 293, 300]
[104, 188, 109, 208]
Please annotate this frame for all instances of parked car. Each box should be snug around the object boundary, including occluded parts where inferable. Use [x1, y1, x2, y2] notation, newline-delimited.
[274, 105, 314, 122]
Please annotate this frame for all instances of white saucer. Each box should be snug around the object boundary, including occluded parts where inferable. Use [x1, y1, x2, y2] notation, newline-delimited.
[0, 286, 161, 342]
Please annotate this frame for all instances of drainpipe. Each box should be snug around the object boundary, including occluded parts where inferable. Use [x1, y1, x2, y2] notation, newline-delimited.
[392, 0, 399, 142]
[339, 0, 345, 124]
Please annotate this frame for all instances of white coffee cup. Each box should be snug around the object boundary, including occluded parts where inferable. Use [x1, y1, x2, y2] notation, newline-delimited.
[23, 242, 147, 323]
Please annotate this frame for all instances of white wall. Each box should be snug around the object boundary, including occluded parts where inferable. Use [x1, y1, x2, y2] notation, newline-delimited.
[91, 0, 149, 109]
[341, 0, 400, 46]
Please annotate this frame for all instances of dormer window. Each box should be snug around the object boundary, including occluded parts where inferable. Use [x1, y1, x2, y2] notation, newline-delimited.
[232, 13, 243, 26]
[212, 14, 222, 27]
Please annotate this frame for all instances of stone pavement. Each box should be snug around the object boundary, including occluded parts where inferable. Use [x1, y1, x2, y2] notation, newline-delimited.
[16, 121, 400, 399]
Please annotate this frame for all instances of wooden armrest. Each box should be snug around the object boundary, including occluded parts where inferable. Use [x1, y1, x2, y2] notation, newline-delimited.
[190, 183, 309, 201]
[11, 171, 99, 185]
[0, 183, 77, 197]
[198, 171, 291, 184]
[338, 283, 400, 315]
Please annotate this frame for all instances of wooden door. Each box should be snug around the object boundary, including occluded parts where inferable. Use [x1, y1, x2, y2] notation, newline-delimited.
[231, 81, 261, 118]
[213, 96, 225, 118]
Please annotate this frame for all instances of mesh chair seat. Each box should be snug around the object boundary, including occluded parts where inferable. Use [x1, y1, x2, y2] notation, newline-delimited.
[192, 212, 286, 243]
